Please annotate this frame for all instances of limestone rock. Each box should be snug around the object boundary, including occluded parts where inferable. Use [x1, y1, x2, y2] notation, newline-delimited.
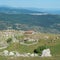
[3, 50, 9, 56]
[9, 52, 15, 56]
[41, 49, 52, 57]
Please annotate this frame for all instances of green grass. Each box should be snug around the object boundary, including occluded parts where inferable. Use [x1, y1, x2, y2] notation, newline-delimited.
[4, 39, 60, 56]
[24, 41, 36, 44]
[49, 44, 60, 56]
[0, 56, 60, 60]
[0, 31, 60, 60]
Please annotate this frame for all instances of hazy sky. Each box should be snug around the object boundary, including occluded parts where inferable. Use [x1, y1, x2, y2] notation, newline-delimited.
[0, 0, 60, 9]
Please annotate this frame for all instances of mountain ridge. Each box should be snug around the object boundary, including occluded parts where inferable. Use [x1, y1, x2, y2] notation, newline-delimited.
[0, 6, 43, 14]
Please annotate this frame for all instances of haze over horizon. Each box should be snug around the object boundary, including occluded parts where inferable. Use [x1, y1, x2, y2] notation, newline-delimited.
[0, 0, 60, 9]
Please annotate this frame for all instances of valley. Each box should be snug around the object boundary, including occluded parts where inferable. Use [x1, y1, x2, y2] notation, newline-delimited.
[0, 7, 60, 60]
[0, 13, 60, 34]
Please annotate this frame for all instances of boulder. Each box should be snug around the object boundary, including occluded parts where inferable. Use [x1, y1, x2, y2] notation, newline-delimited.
[41, 49, 52, 57]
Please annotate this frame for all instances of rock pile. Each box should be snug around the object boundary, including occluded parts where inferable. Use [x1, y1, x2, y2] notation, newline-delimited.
[3, 50, 38, 57]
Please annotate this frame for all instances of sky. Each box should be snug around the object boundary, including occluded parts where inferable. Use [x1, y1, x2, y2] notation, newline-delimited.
[0, 0, 60, 9]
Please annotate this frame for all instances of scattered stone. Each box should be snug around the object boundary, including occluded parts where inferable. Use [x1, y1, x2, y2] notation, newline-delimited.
[44, 36, 49, 39]
[9, 52, 15, 56]
[15, 52, 20, 57]
[24, 53, 29, 57]
[34, 54, 38, 56]
[30, 53, 35, 57]
[3, 50, 9, 56]
[20, 54, 25, 57]
[27, 53, 31, 55]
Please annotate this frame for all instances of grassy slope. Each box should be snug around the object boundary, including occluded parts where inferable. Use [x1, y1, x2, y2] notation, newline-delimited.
[0, 33, 60, 60]
[0, 56, 60, 60]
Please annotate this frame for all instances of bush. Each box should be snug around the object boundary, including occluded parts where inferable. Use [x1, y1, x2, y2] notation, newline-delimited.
[34, 46, 46, 55]
[7, 38, 12, 43]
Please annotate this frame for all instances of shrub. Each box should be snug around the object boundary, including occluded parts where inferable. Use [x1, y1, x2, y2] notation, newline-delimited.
[34, 46, 46, 55]
[7, 38, 12, 43]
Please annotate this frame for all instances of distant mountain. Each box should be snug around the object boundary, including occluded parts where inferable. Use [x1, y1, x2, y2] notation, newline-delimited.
[0, 7, 60, 33]
[31, 8, 60, 14]
[0, 6, 60, 14]
[0, 7, 42, 14]
[26, 8, 60, 14]
[45, 10, 60, 14]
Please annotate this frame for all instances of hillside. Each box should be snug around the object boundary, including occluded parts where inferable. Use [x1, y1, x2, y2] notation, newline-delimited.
[0, 13, 60, 33]
[0, 30, 60, 60]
